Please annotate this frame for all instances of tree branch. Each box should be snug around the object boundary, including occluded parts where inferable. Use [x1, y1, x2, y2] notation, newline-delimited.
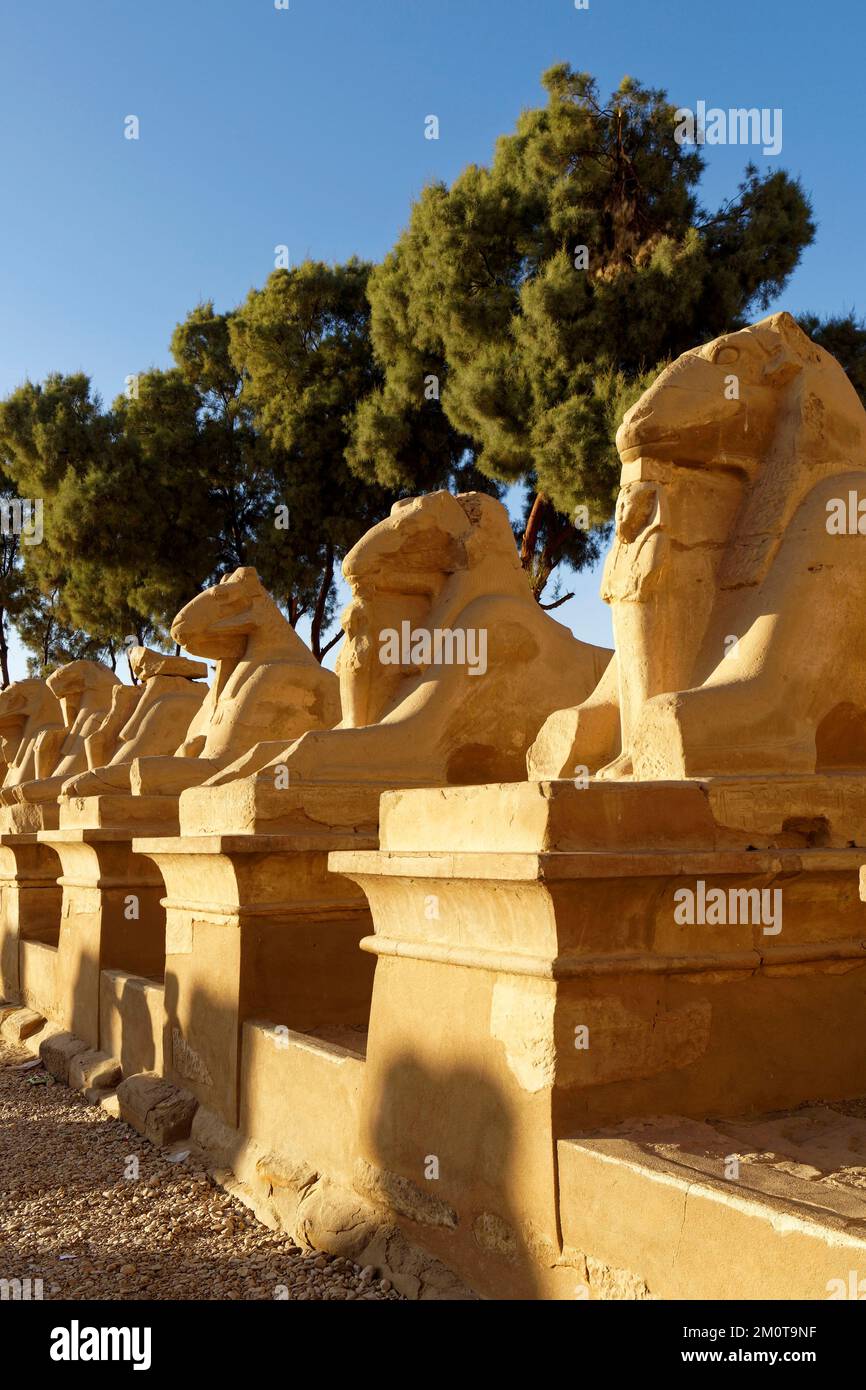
[319, 628, 343, 659]
[539, 591, 575, 612]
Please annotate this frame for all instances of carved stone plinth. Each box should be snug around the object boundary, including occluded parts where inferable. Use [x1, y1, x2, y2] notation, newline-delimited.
[36, 828, 168, 1048]
[59, 792, 181, 835]
[0, 801, 61, 833]
[0, 833, 63, 1004]
[331, 776, 866, 1299]
[134, 781, 382, 1126]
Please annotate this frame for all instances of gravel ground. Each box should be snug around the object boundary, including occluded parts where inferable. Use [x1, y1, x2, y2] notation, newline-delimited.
[0, 1040, 403, 1301]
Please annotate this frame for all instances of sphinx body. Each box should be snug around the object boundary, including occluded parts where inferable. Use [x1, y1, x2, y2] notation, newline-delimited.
[63, 567, 340, 799]
[205, 491, 612, 791]
[0, 678, 65, 791]
[529, 311, 866, 781]
[78, 647, 209, 777]
[1, 660, 121, 806]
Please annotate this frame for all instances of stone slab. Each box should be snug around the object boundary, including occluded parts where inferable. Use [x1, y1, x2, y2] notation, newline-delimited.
[558, 1104, 866, 1299]
[1, 1007, 46, 1042]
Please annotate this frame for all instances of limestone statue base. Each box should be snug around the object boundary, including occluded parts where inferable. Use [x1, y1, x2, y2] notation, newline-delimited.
[330, 775, 866, 1298]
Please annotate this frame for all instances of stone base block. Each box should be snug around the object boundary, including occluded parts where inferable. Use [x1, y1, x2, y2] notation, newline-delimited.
[39, 1030, 89, 1082]
[558, 1105, 866, 1299]
[330, 774, 866, 1297]
[0, 802, 59, 834]
[117, 1072, 198, 1145]
[59, 794, 180, 835]
[134, 828, 377, 1125]
[100, 970, 166, 1079]
[1, 1007, 45, 1043]
[17, 940, 58, 1020]
[38, 828, 168, 1048]
[177, 777, 384, 838]
[69, 1048, 122, 1092]
[241, 1020, 367, 1188]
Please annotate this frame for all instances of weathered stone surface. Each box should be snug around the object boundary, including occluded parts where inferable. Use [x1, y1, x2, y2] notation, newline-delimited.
[117, 1072, 198, 1144]
[0, 680, 64, 796]
[117, 1072, 179, 1129]
[144, 1092, 199, 1145]
[78, 670, 205, 780]
[128, 647, 208, 682]
[39, 1030, 90, 1083]
[353, 1158, 458, 1229]
[68, 1048, 122, 1092]
[351, 1223, 479, 1301]
[63, 566, 340, 802]
[1, 1007, 45, 1042]
[559, 1104, 866, 1300]
[96, 1090, 121, 1118]
[472, 1212, 518, 1259]
[0, 662, 120, 811]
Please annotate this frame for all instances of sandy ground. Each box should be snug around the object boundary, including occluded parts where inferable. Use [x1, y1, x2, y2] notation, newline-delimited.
[0, 1041, 403, 1301]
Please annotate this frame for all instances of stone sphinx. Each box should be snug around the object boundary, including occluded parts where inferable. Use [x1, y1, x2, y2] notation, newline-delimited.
[63, 566, 340, 803]
[1, 659, 120, 808]
[204, 491, 612, 800]
[529, 311, 866, 780]
[0, 678, 64, 793]
[73, 646, 209, 786]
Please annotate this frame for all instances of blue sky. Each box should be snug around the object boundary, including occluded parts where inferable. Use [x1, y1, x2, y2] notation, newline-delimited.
[0, 0, 863, 676]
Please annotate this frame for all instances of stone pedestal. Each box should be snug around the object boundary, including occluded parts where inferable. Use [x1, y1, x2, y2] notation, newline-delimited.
[37, 796, 175, 1047]
[59, 791, 182, 834]
[0, 800, 61, 833]
[37, 830, 167, 1048]
[0, 833, 63, 1004]
[330, 775, 866, 1298]
[134, 780, 382, 1126]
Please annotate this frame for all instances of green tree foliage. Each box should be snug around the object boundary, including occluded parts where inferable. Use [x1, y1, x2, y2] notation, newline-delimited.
[228, 260, 390, 656]
[0, 374, 152, 673]
[799, 312, 866, 405]
[351, 64, 817, 599]
[0, 462, 36, 685]
[0, 369, 222, 675]
[0, 271, 481, 674]
[229, 259, 494, 656]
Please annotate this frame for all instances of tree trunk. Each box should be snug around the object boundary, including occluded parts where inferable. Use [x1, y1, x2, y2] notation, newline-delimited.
[0, 611, 9, 688]
[310, 545, 335, 662]
[41, 613, 54, 675]
[520, 492, 559, 600]
[519, 492, 576, 602]
[520, 491, 548, 571]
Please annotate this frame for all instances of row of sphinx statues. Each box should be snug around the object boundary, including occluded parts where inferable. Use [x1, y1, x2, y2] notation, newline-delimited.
[0, 489, 611, 820]
[4, 306, 863, 813]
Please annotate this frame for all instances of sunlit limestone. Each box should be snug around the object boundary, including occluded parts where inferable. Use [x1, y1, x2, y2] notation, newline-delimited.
[673, 880, 782, 935]
[378, 621, 488, 676]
